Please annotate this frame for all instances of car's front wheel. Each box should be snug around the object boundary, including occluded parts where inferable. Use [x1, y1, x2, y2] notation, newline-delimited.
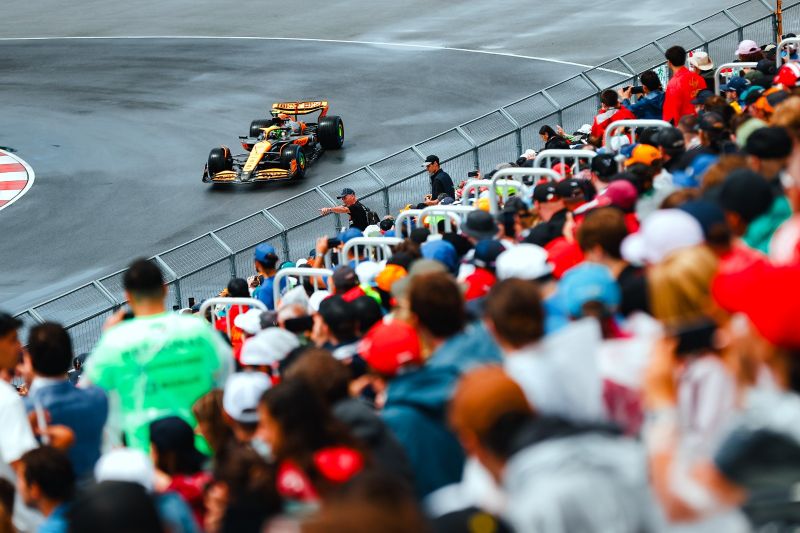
[207, 146, 233, 179]
[280, 144, 306, 179]
[318, 115, 344, 149]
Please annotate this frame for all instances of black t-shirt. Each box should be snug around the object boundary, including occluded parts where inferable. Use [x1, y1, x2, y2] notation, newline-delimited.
[430, 169, 455, 199]
[348, 201, 369, 230]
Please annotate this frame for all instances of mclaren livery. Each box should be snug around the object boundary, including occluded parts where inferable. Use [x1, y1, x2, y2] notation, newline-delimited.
[202, 101, 344, 184]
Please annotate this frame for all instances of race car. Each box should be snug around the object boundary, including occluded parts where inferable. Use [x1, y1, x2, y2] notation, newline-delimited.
[202, 101, 344, 184]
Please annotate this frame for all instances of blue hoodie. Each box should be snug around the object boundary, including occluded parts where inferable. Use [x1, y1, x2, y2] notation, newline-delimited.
[622, 90, 665, 121]
[382, 364, 465, 499]
[426, 322, 502, 372]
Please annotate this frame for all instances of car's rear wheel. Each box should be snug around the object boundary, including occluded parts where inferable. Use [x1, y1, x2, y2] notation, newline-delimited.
[318, 115, 344, 149]
[207, 146, 233, 177]
[249, 119, 273, 138]
[280, 144, 306, 179]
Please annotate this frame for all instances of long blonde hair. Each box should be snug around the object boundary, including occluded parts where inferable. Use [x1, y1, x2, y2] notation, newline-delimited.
[648, 245, 719, 327]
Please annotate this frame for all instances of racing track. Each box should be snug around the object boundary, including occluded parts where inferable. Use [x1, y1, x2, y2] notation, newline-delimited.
[1, 37, 591, 312]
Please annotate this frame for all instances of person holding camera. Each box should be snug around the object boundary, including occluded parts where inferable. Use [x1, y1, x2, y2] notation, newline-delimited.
[320, 188, 370, 231]
[618, 70, 665, 120]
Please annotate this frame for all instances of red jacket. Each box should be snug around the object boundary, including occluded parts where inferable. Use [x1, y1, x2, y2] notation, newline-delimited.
[663, 67, 707, 125]
[591, 106, 636, 145]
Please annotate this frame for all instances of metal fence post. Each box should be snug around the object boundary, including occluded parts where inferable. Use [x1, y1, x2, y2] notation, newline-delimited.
[455, 126, 480, 171]
[723, 9, 745, 42]
[498, 108, 523, 157]
[364, 165, 391, 216]
[540, 89, 562, 130]
[261, 209, 289, 259]
[209, 231, 236, 279]
[152, 255, 181, 309]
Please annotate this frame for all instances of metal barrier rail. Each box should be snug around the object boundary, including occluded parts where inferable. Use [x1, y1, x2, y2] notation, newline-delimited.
[777, 37, 800, 67]
[419, 206, 476, 234]
[198, 297, 267, 338]
[14, 0, 797, 353]
[533, 149, 597, 178]
[462, 178, 527, 204]
[603, 119, 674, 151]
[713, 62, 759, 94]
[273, 268, 333, 308]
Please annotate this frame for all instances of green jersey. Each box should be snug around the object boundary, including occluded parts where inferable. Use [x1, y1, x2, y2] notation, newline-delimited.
[84, 312, 233, 452]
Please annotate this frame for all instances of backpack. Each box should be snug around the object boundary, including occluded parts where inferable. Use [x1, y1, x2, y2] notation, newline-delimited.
[362, 203, 380, 226]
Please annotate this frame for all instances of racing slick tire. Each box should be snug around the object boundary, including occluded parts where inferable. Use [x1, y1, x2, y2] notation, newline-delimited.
[250, 119, 273, 139]
[318, 115, 344, 149]
[280, 144, 306, 179]
[207, 146, 233, 179]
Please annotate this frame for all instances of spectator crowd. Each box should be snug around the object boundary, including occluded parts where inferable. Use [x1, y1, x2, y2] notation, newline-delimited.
[4, 38, 800, 533]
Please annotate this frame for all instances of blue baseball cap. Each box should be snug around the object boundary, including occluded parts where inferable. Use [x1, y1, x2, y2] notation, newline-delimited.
[338, 228, 363, 244]
[558, 263, 621, 318]
[421, 239, 458, 273]
[720, 76, 750, 95]
[254, 243, 278, 263]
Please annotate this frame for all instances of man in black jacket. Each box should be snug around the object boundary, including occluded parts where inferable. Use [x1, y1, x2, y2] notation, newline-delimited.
[423, 155, 455, 205]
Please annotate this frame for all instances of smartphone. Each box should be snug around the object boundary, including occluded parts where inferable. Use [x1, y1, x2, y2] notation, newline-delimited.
[631, 86, 646, 95]
[327, 237, 342, 248]
[467, 170, 480, 178]
[673, 319, 717, 356]
[188, 297, 196, 307]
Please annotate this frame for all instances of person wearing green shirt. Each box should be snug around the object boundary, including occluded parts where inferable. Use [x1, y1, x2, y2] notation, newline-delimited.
[83, 259, 233, 452]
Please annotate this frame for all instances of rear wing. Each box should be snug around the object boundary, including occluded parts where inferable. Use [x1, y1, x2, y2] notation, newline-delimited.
[271, 101, 329, 118]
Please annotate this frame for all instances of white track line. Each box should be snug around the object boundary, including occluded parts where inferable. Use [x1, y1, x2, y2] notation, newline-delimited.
[0, 150, 35, 213]
[0, 36, 630, 76]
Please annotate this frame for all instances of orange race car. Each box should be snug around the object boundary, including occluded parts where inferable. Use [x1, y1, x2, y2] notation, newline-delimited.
[202, 101, 344, 184]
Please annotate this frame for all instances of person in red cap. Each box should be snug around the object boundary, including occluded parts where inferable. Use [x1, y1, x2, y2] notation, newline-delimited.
[359, 318, 465, 499]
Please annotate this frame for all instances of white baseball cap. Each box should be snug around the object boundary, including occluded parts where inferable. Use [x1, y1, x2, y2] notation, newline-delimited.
[240, 327, 300, 366]
[355, 261, 382, 287]
[234, 308, 266, 335]
[495, 243, 553, 280]
[94, 449, 155, 492]
[621, 209, 704, 265]
[223, 372, 272, 423]
[308, 290, 331, 312]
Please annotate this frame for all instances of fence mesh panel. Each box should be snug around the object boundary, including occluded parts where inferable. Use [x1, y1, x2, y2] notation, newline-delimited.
[33, 284, 114, 326]
[319, 169, 385, 202]
[368, 148, 424, 185]
[214, 213, 283, 254]
[18, 2, 791, 352]
[159, 234, 229, 277]
[503, 92, 559, 127]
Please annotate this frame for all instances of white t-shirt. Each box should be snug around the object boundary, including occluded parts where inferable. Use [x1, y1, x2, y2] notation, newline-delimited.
[0, 380, 37, 464]
[0, 380, 42, 532]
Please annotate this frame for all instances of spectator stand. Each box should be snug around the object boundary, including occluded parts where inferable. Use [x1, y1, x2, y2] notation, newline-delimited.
[713, 62, 759, 94]
[273, 268, 333, 309]
[533, 149, 597, 178]
[198, 297, 266, 338]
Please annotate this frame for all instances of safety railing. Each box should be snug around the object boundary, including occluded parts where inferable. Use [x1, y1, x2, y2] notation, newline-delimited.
[273, 268, 333, 308]
[14, 0, 798, 354]
[713, 62, 759, 94]
[462, 178, 528, 204]
[533, 149, 597, 177]
[198, 297, 267, 338]
[603, 119, 674, 151]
